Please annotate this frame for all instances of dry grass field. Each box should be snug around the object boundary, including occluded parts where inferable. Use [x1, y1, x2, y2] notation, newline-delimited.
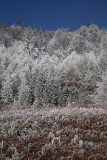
[0, 104, 107, 160]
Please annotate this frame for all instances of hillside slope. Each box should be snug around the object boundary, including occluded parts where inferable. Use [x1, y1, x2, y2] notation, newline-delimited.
[0, 24, 107, 107]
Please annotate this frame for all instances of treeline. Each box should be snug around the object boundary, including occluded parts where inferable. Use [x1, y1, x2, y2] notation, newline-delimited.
[0, 22, 107, 107]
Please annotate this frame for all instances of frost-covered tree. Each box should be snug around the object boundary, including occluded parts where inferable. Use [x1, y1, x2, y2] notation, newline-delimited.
[18, 64, 34, 107]
[47, 29, 71, 55]
[18, 77, 32, 107]
[1, 75, 14, 104]
[10, 25, 24, 40]
[93, 72, 107, 106]
[17, 20, 24, 29]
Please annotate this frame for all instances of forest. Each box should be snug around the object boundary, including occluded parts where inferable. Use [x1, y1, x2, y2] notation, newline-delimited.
[0, 22, 107, 108]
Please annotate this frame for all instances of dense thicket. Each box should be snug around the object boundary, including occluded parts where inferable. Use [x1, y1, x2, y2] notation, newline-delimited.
[0, 22, 107, 107]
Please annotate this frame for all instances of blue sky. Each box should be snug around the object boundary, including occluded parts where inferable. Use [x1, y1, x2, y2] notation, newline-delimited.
[0, 0, 107, 30]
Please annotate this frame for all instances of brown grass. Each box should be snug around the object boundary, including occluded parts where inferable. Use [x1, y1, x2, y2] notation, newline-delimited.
[0, 105, 107, 160]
